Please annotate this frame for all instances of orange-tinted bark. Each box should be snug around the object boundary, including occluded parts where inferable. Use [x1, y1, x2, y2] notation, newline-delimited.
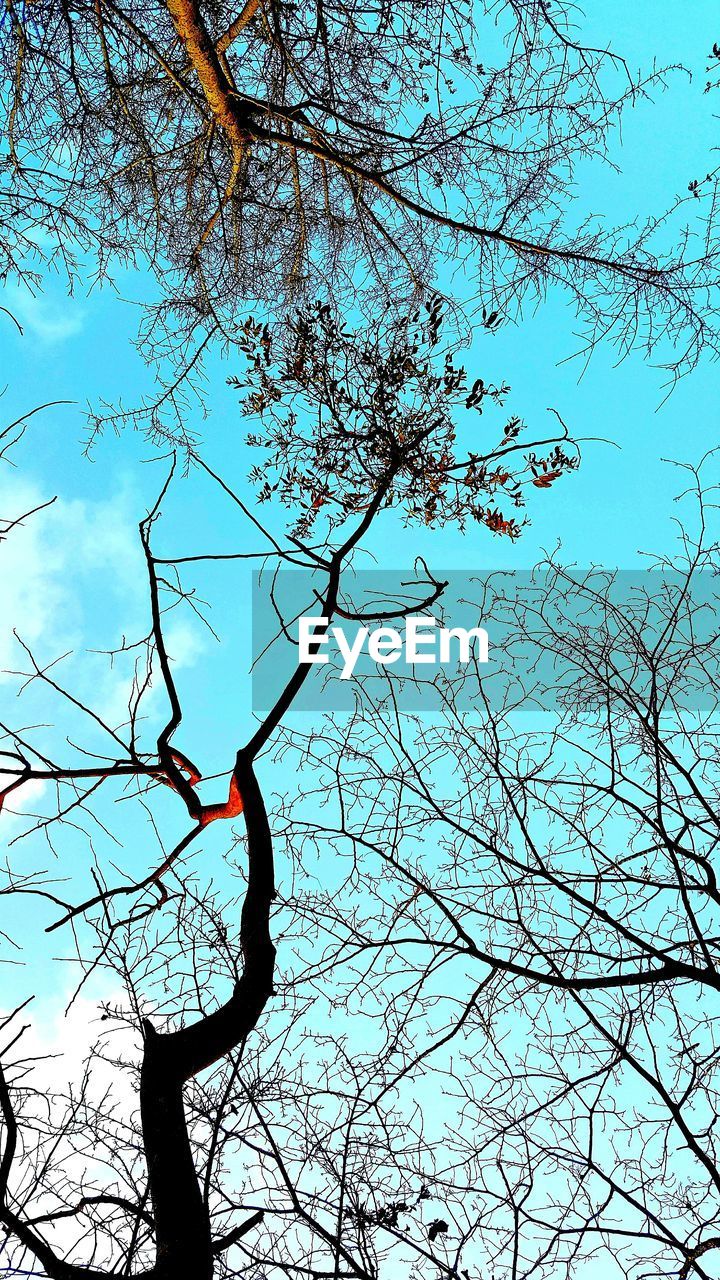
[216, 0, 263, 53]
[164, 0, 249, 161]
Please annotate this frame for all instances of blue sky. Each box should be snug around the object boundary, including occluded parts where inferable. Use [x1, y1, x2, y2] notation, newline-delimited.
[2, 0, 718, 576]
[0, 0, 717, 885]
[1, 0, 718, 857]
[0, 0, 718, 1129]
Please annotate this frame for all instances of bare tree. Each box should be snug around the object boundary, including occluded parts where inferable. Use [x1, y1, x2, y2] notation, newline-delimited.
[7, 392, 720, 1280]
[1, 0, 718, 419]
[274, 459, 720, 1279]
[0, 307, 580, 1279]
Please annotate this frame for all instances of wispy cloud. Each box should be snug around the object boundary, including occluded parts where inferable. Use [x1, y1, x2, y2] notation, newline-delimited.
[0, 474, 206, 778]
[0, 476, 140, 677]
[7, 285, 86, 344]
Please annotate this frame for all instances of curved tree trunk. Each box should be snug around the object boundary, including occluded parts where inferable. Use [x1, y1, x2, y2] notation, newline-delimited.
[140, 1042, 212, 1279]
[140, 752, 276, 1276]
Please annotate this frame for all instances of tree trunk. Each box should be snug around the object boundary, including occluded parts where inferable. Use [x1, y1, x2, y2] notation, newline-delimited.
[140, 753, 276, 1275]
[140, 1031, 213, 1279]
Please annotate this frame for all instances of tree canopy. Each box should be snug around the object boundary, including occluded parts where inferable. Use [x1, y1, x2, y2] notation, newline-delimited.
[2, 0, 718, 392]
[2, 5, 720, 1280]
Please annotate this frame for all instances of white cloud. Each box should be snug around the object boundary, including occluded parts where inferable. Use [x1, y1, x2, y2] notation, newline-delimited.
[7, 285, 86, 344]
[164, 620, 207, 671]
[0, 473, 206, 821]
[7, 982, 134, 1088]
[0, 776, 47, 835]
[0, 476, 143, 677]
[1, 978, 141, 1191]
